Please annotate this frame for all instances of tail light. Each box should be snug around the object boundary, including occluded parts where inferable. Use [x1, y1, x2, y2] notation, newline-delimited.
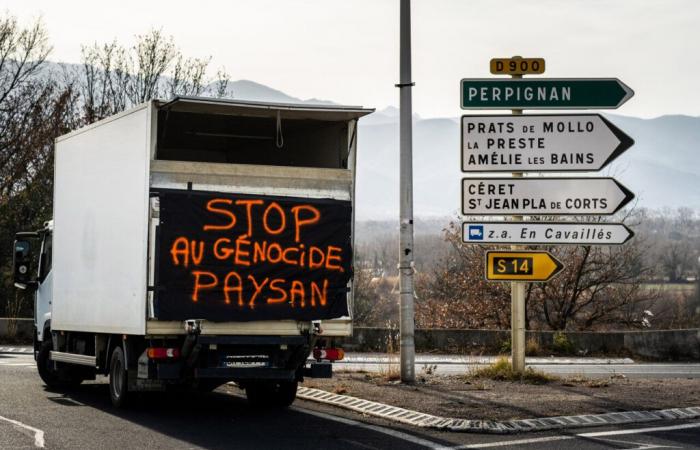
[147, 347, 180, 360]
[313, 348, 344, 361]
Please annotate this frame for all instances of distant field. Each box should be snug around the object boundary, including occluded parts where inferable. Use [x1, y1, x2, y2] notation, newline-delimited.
[640, 283, 696, 292]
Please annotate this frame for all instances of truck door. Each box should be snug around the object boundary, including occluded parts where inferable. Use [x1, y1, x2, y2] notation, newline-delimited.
[35, 231, 53, 341]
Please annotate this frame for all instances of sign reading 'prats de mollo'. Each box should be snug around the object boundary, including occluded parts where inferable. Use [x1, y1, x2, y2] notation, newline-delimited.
[461, 114, 634, 172]
[156, 190, 352, 322]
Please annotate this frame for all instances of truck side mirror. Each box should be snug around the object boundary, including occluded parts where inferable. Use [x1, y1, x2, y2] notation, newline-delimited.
[13, 239, 37, 290]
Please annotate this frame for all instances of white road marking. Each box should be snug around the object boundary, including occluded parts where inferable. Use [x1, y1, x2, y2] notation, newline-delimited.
[451, 421, 700, 448]
[0, 415, 45, 448]
[291, 406, 447, 449]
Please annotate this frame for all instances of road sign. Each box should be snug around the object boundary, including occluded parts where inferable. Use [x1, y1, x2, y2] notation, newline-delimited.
[463, 222, 634, 245]
[485, 250, 564, 282]
[490, 58, 545, 75]
[461, 114, 634, 172]
[460, 78, 634, 109]
[462, 177, 634, 215]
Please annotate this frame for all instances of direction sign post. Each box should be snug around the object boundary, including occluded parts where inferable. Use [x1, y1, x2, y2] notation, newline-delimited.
[486, 251, 564, 282]
[461, 59, 635, 374]
[460, 78, 634, 109]
[507, 59, 528, 374]
[461, 114, 634, 172]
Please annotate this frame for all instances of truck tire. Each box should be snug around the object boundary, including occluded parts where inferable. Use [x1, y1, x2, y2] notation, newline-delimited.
[109, 347, 130, 408]
[37, 339, 82, 389]
[37, 339, 62, 388]
[245, 381, 297, 408]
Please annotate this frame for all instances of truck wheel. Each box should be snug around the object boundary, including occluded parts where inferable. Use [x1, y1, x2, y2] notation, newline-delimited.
[37, 339, 62, 388]
[109, 347, 130, 408]
[245, 381, 297, 408]
[272, 381, 298, 407]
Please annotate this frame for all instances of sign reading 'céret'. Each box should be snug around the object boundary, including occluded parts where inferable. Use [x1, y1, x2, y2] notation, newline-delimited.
[462, 177, 634, 215]
[156, 190, 352, 322]
[461, 114, 634, 172]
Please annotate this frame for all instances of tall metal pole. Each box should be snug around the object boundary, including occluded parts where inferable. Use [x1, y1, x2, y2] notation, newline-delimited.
[510, 57, 526, 373]
[397, 0, 415, 383]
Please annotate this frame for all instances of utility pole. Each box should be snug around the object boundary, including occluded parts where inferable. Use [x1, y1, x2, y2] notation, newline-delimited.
[397, 0, 415, 383]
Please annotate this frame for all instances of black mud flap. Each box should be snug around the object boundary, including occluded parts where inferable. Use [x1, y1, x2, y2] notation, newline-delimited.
[303, 362, 332, 378]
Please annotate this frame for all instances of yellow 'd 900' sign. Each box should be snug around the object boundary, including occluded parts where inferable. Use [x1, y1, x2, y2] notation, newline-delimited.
[490, 58, 545, 75]
[485, 251, 563, 282]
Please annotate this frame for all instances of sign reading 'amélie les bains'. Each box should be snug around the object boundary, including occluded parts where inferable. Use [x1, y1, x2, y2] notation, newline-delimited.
[460, 78, 634, 110]
[461, 114, 634, 172]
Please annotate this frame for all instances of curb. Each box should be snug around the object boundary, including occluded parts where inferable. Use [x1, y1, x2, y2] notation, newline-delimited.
[297, 387, 700, 434]
[0, 347, 33, 355]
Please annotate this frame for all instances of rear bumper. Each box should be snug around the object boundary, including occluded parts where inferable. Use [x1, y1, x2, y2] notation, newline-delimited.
[146, 319, 352, 337]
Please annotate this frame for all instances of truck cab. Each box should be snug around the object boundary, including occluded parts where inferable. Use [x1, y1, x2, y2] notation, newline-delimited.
[14, 97, 373, 407]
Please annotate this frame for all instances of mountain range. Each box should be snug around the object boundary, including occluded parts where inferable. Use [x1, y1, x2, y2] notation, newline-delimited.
[222, 79, 700, 221]
[40, 61, 699, 222]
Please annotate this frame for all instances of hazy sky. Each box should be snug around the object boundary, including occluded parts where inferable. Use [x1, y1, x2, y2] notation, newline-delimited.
[5, 0, 699, 118]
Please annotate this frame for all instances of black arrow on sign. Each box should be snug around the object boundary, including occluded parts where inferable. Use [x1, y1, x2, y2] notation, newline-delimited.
[599, 115, 635, 170]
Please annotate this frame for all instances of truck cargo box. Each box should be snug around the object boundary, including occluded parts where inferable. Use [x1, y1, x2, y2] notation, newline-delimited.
[52, 97, 372, 336]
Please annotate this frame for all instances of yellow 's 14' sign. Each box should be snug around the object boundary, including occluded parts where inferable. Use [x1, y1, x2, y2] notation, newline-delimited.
[485, 251, 564, 281]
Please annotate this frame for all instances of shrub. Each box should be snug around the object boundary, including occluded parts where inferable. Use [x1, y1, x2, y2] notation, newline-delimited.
[552, 332, 575, 354]
[499, 338, 511, 354]
[467, 357, 556, 384]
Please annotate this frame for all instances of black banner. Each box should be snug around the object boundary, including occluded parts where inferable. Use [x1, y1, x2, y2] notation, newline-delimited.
[155, 190, 352, 322]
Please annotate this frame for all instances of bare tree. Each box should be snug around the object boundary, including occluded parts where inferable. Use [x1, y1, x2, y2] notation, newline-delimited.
[79, 30, 232, 123]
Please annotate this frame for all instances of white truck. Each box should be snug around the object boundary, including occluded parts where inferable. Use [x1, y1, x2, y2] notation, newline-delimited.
[13, 97, 372, 407]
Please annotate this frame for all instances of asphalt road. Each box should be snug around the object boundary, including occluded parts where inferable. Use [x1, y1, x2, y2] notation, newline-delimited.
[1, 352, 699, 449]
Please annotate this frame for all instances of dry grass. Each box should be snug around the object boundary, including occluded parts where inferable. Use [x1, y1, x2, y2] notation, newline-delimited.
[333, 384, 349, 395]
[525, 337, 542, 356]
[379, 362, 401, 381]
[467, 357, 557, 384]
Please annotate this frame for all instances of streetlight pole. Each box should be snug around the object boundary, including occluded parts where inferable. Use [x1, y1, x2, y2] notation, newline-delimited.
[397, 0, 415, 383]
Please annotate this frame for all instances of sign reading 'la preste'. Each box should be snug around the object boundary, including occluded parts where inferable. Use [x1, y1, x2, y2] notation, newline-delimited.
[461, 177, 634, 216]
[461, 114, 634, 172]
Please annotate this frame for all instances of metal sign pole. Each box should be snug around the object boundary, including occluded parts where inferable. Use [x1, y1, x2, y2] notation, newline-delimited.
[398, 0, 415, 383]
[510, 57, 526, 373]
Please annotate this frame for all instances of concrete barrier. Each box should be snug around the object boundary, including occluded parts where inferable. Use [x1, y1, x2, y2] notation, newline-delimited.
[343, 327, 700, 360]
[2, 318, 698, 360]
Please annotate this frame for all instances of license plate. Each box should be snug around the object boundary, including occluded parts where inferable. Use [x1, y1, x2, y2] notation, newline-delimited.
[220, 355, 270, 368]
